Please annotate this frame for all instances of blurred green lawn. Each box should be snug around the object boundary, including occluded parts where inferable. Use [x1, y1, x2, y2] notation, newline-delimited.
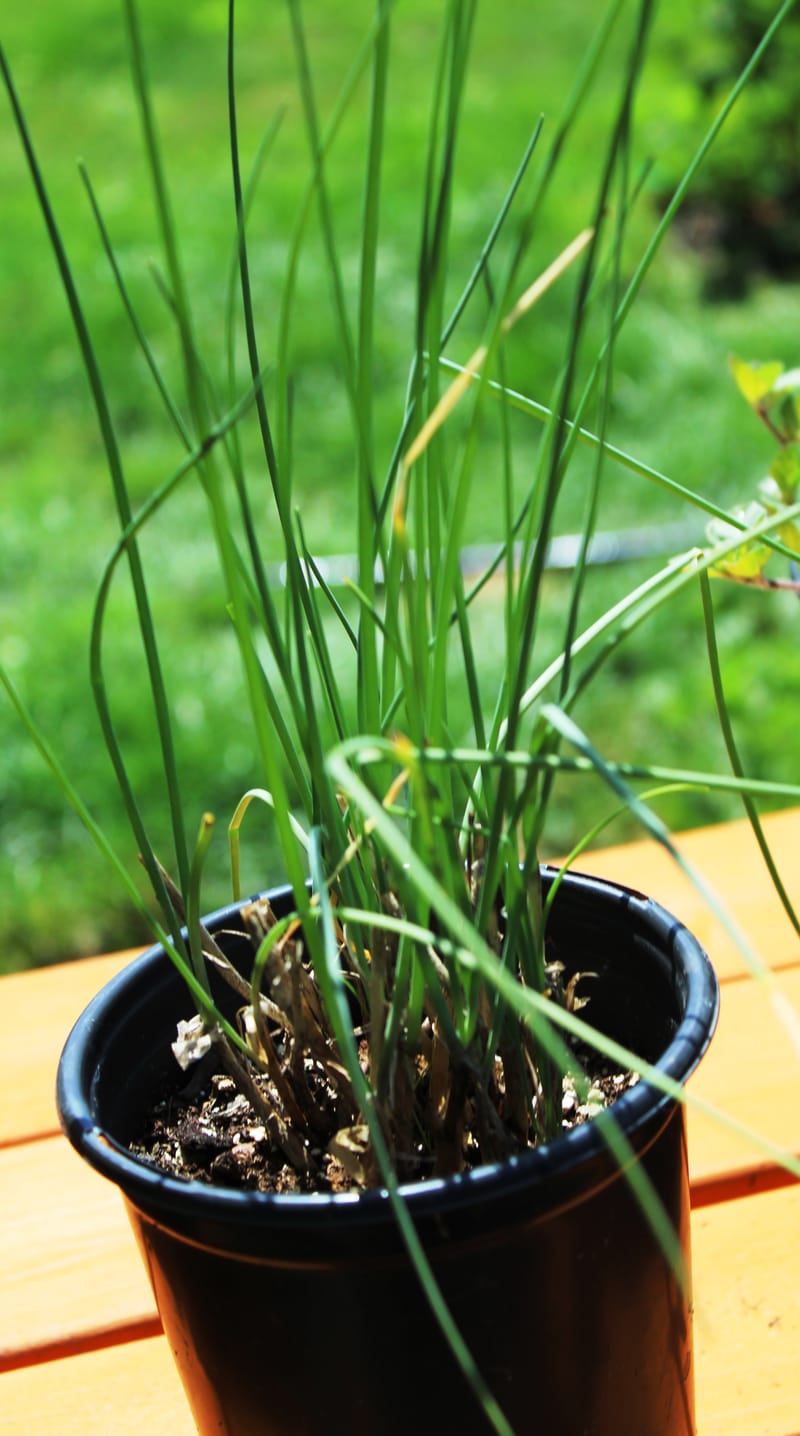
[3, 0, 800, 970]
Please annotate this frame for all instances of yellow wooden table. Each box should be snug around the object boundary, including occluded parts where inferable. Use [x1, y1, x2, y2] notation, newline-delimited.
[2, 811, 799, 1434]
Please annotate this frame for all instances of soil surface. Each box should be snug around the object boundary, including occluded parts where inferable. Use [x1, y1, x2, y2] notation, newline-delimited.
[130, 1060, 640, 1195]
[129, 891, 643, 1195]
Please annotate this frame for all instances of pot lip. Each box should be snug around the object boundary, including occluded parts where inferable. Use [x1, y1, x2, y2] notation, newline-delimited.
[57, 867, 719, 1228]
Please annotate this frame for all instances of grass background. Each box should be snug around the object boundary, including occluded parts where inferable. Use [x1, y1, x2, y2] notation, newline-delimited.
[3, 0, 800, 972]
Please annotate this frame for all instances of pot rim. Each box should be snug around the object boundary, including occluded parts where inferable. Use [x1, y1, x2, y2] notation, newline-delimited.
[57, 866, 719, 1231]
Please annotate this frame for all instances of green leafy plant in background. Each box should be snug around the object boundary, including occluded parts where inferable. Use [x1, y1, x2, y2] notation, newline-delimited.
[4, 1, 800, 1429]
[706, 356, 800, 582]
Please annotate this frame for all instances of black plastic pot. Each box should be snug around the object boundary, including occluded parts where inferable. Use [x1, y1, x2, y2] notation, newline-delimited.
[58, 868, 718, 1436]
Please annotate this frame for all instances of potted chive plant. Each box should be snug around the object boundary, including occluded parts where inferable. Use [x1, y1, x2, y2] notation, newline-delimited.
[3, 2, 798, 1432]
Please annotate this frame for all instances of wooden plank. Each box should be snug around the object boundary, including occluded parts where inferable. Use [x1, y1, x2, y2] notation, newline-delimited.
[0, 951, 144, 1148]
[2, 967, 796, 1367]
[687, 968, 800, 1197]
[0, 1188, 796, 1436]
[0, 1136, 156, 1370]
[3, 1114, 795, 1371]
[558, 806, 800, 983]
[693, 1184, 800, 1436]
[0, 1337, 194, 1435]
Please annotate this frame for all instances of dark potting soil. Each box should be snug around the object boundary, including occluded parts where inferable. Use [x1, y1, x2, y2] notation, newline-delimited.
[130, 1060, 639, 1195]
[128, 892, 644, 1193]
